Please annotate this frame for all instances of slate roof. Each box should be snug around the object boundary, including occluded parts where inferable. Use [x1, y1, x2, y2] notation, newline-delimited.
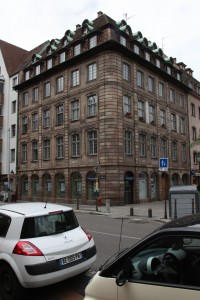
[0, 40, 28, 76]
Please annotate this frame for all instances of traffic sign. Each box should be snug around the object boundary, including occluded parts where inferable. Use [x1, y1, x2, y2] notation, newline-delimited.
[159, 158, 168, 171]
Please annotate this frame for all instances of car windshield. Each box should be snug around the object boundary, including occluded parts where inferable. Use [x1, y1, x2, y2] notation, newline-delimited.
[20, 210, 79, 238]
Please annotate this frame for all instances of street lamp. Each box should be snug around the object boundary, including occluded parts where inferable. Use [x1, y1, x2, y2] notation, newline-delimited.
[196, 152, 200, 186]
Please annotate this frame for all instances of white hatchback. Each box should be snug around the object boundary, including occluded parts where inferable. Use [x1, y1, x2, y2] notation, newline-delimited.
[0, 202, 96, 300]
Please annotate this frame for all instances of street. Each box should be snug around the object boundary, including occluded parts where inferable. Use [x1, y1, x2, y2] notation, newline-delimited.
[21, 212, 161, 300]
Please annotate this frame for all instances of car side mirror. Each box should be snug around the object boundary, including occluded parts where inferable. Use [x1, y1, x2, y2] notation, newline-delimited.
[116, 270, 127, 286]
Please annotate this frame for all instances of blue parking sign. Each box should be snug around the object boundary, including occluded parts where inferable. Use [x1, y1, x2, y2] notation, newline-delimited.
[159, 158, 168, 171]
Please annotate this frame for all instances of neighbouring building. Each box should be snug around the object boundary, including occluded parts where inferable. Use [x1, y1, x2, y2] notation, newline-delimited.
[0, 40, 28, 200]
[13, 11, 200, 205]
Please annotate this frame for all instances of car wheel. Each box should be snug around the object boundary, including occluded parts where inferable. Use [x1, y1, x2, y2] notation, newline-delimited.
[0, 265, 25, 300]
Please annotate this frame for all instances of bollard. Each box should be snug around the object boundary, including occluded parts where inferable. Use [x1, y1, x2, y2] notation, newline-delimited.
[174, 199, 177, 219]
[106, 199, 110, 213]
[130, 207, 134, 216]
[148, 208, 152, 218]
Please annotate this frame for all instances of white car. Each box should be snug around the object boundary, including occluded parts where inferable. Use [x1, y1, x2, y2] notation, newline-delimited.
[84, 214, 200, 300]
[0, 202, 96, 300]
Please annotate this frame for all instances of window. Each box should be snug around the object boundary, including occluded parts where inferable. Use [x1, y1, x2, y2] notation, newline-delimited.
[145, 51, 150, 61]
[88, 95, 97, 116]
[120, 36, 126, 46]
[138, 100, 145, 120]
[171, 113, 177, 131]
[12, 101, 16, 113]
[125, 131, 132, 155]
[182, 144, 187, 162]
[136, 70, 143, 87]
[35, 65, 40, 75]
[160, 109, 166, 125]
[133, 44, 139, 54]
[192, 127, 197, 140]
[156, 58, 161, 68]
[72, 133, 80, 157]
[74, 44, 81, 56]
[172, 141, 177, 161]
[56, 104, 64, 125]
[71, 99, 79, 121]
[89, 36, 97, 48]
[150, 136, 157, 158]
[44, 82, 51, 97]
[177, 72, 181, 81]
[179, 94, 185, 108]
[88, 131, 97, 155]
[32, 87, 39, 102]
[123, 95, 131, 114]
[22, 116, 28, 134]
[11, 124, 16, 137]
[11, 149, 15, 162]
[158, 82, 164, 97]
[166, 65, 171, 75]
[191, 103, 195, 116]
[123, 63, 130, 81]
[60, 52, 66, 63]
[43, 109, 50, 128]
[56, 76, 64, 93]
[56, 137, 64, 159]
[32, 141, 38, 161]
[43, 139, 50, 160]
[22, 92, 28, 106]
[148, 76, 154, 92]
[25, 70, 30, 80]
[128, 234, 200, 288]
[71, 70, 80, 86]
[22, 143, 27, 163]
[180, 117, 186, 134]
[46, 58, 52, 69]
[160, 138, 167, 157]
[32, 113, 38, 131]
[139, 134, 146, 156]
[169, 88, 175, 103]
[12, 77, 17, 87]
[149, 105, 155, 123]
[88, 63, 97, 81]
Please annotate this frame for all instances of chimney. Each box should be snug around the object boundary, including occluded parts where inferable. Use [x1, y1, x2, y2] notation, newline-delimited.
[97, 11, 103, 17]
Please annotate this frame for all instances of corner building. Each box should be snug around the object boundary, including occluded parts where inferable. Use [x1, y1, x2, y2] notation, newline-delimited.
[15, 12, 191, 205]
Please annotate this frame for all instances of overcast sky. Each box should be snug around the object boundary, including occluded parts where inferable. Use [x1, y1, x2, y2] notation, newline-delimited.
[2, 0, 200, 80]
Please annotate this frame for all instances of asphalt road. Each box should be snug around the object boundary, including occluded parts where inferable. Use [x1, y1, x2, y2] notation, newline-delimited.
[20, 213, 161, 300]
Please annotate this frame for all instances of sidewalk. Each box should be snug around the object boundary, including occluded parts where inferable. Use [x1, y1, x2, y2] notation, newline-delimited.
[68, 200, 170, 222]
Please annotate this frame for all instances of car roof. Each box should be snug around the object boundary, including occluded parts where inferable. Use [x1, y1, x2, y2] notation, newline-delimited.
[158, 213, 200, 231]
[0, 202, 72, 217]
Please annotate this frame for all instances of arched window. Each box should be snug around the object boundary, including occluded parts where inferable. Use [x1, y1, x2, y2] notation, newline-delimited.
[172, 173, 179, 186]
[151, 173, 157, 198]
[42, 174, 51, 197]
[139, 173, 147, 199]
[31, 174, 39, 197]
[71, 172, 82, 199]
[21, 175, 28, 196]
[55, 173, 65, 198]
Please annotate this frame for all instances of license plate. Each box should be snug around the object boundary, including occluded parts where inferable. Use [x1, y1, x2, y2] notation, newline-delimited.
[59, 253, 83, 266]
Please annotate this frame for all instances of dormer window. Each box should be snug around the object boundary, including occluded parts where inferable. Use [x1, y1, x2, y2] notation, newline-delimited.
[60, 52, 66, 63]
[133, 44, 139, 54]
[145, 52, 150, 61]
[47, 58, 52, 70]
[120, 36, 126, 46]
[166, 66, 171, 75]
[74, 44, 81, 56]
[156, 59, 161, 68]
[35, 65, 40, 76]
[25, 70, 30, 80]
[89, 36, 97, 49]
[177, 73, 181, 81]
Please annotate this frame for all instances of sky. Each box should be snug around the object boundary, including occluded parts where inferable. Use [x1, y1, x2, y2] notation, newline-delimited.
[2, 0, 200, 80]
